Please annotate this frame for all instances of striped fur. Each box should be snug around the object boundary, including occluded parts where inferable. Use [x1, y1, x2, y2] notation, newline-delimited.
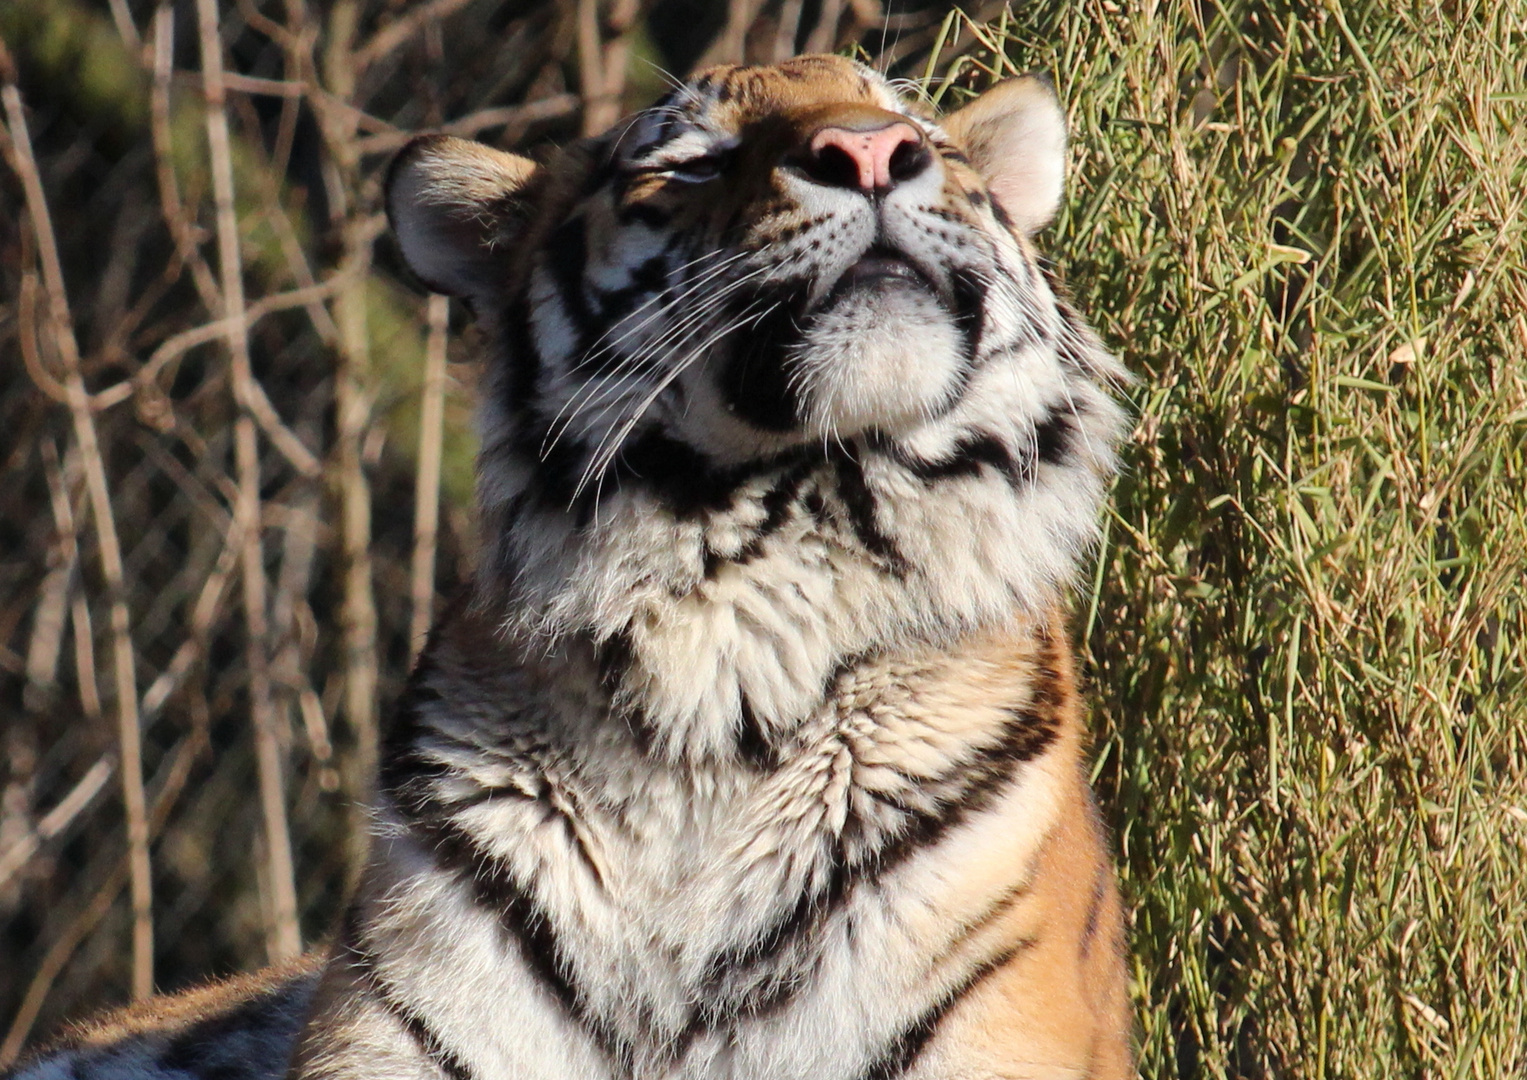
[6, 962, 321, 1080]
[8, 56, 1134, 1080]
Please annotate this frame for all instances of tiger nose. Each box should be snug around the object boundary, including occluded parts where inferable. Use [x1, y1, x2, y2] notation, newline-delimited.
[804, 118, 931, 193]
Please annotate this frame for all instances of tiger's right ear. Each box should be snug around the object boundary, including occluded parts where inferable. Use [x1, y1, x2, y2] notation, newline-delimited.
[386, 135, 539, 303]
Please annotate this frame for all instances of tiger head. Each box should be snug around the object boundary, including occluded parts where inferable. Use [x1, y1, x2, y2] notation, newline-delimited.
[388, 56, 1125, 745]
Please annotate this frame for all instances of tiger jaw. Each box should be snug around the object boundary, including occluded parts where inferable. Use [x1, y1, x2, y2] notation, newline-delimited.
[783, 268, 971, 439]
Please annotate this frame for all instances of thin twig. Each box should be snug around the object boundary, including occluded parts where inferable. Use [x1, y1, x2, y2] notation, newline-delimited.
[2, 83, 154, 1002]
[353, 94, 580, 156]
[410, 295, 450, 660]
[106, 0, 143, 58]
[124, 278, 349, 400]
[25, 439, 77, 712]
[0, 757, 116, 890]
[138, 512, 245, 720]
[699, 0, 770, 67]
[577, 0, 606, 137]
[92, 277, 344, 481]
[17, 271, 69, 405]
[195, 0, 301, 964]
[597, 0, 642, 136]
[0, 735, 199, 1067]
[272, 488, 334, 777]
[349, 0, 478, 74]
[334, 235, 379, 808]
[774, 0, 805, 62]
[151, 5, 224, 317]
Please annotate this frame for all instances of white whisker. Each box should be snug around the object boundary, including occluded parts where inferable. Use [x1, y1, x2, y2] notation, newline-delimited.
[571, 300, 774, 503]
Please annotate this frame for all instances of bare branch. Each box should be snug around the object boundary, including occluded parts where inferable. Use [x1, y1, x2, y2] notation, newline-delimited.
[354, 93, 579, 156]
[0, 735, 200, 1066]
[105, 0, 143, 57]
[25, 439, 78, 712]
[194, 0, 301, 964]
[0, 758, 116, 891]
[124, 277, 350, 403]
[350, 0, 477, 75]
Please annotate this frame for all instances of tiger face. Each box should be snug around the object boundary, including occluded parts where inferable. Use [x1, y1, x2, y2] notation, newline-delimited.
[389, 57, 1123, 743]
[389, 56, 1110, 508]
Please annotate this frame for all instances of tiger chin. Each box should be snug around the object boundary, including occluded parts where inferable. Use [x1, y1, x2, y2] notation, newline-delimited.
[10, 56, 1134, 1080]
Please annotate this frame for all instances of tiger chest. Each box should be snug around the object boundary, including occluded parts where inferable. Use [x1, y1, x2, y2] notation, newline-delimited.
[366, 629, 1073, 1077]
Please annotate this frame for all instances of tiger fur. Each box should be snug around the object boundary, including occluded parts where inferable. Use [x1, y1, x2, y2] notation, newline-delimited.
[8, 55, 1133, 1080]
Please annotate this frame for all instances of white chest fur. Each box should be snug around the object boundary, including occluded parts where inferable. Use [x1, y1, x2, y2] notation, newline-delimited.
[360, 626, 1076, 1080]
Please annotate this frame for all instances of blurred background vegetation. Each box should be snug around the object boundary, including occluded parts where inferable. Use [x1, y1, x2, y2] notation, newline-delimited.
[1, 0, 1523, 1076]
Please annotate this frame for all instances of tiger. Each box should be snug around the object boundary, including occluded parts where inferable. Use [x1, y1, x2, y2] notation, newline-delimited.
[7, 54, 1133, 1080]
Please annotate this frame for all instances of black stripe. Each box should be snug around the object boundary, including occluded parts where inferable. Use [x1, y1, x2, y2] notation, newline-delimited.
[1080, 860, 1109, 960]
[1054, 322, 1098, 377]
[501, 299, 542, 420]
[595, 629, 635, 694]
[152, 972, 318, 1080]
[716, 287, 809, 432]
[617, 202, 672, 228]
[345, 942, 477, 1080]
[938, 878, 1035, 965]
[379, 651, 450, 813]
[545, 216, 596, 353]
[702, 643, 1067, 1013]
[832, 450, 908, 574]
[379, 665, 623, 1059]
[723, 460, 814, 571]
[408, 815, 630, 1067]
[734, 695, 778, 770]
[612, 434, 818, 522]
[892, 433, 1023, 489]
[891, 409, 1074, 495]
[594, 254, 668, 325]
[859, 939, 1033, 1080]
[579, 158, 615, 198]
[988, 196, 1016, 232]
[1033, 409, 1075, 467]
[609, 429, 732, 517]
[949, 266, 985, 361]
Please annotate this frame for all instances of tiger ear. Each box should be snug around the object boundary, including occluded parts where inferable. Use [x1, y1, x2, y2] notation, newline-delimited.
[941, 73, 1067, 235]
[386, 135, 539, 303]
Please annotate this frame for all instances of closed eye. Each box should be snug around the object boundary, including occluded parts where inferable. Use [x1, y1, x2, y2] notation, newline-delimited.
[659, 154, 725, 183]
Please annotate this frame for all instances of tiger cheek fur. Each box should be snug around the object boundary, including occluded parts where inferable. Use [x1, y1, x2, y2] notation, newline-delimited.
[8, 55, 1134, 1080]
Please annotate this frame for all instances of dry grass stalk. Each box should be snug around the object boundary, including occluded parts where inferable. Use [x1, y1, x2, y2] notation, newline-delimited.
[409, 295, 450, 660]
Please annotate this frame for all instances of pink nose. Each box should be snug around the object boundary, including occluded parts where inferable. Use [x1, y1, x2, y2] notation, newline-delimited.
[808, 121, 926, 192]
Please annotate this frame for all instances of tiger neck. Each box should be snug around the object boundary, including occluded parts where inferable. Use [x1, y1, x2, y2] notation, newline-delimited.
[386, 592, 1078, 799]
[466, 436, 1101, 762]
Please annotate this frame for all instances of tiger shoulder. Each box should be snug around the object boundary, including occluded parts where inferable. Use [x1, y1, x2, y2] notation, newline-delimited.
[9, 55, 1135, 1080]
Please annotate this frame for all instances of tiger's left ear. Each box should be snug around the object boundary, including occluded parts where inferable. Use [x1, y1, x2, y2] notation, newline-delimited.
[941, 73, 1067, 235]
[386, 135, 539, 304]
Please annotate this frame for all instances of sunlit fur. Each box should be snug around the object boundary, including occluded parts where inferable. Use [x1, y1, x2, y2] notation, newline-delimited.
[7, 56, 1135, 1080]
